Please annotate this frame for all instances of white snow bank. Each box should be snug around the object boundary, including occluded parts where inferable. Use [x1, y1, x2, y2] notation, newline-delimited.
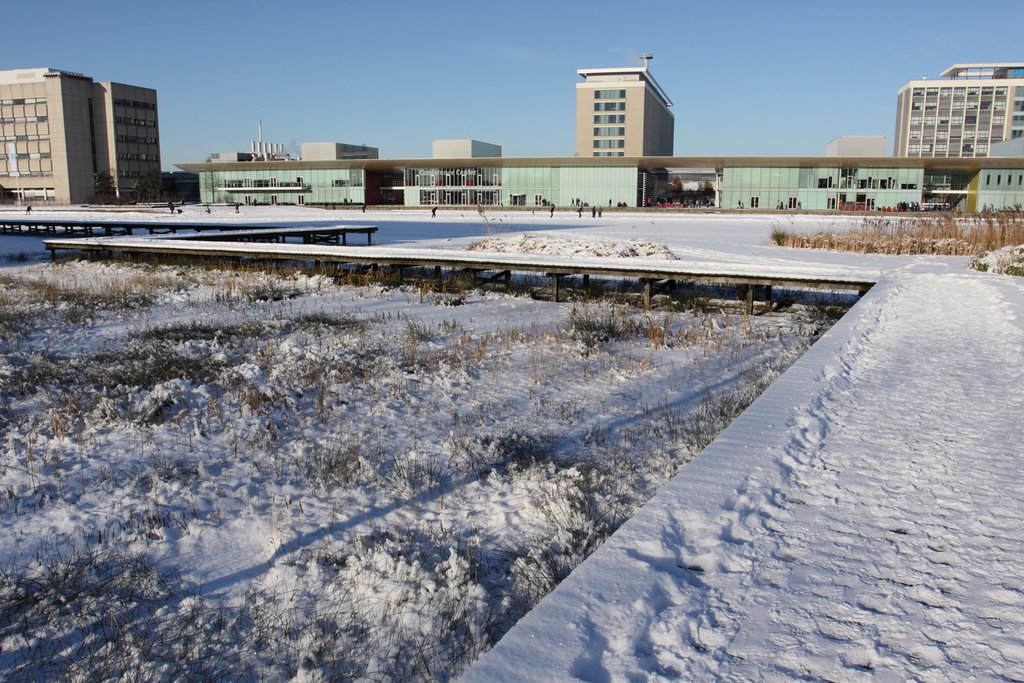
[971, 243, 1024, 275]
[464, 269, 1024, 681]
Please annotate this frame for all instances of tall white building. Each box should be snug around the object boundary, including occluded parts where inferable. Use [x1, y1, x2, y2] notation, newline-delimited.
[575, 56, 674, 158]
[894, 63, 1024, 158]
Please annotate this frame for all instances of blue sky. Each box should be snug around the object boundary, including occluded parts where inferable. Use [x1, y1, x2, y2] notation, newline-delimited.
[7, 0, 1022, 169]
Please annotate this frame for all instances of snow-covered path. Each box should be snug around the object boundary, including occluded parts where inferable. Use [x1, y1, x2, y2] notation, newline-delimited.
[465, 270, 1024, 681]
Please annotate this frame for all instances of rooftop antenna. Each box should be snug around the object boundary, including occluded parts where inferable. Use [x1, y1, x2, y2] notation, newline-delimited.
[640, 53, 654, 69]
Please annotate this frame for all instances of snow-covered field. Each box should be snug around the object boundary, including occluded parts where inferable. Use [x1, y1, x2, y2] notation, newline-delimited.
[1, 206, 1021, 681]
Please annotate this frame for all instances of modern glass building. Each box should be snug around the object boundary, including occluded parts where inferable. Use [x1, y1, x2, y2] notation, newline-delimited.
[179, 155, 1024, 213]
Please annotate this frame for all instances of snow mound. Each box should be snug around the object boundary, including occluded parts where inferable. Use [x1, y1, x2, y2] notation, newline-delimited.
[468, 234, 677, 260]
[971, 244, 1024, 275]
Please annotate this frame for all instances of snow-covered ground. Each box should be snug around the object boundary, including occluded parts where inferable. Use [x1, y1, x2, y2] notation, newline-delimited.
[2, 206, 1021, 680]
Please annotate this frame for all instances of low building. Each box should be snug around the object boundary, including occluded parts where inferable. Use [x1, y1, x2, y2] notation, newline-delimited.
[178, 154, 1024, 213]
[301, 142, 379, 161]
[826, 136, 889, 157]
[432, 139, 501, 159]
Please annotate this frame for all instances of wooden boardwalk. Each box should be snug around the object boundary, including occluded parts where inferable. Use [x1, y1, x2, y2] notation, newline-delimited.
[42, 235, 877, 313]
[1, 218, 375, 244]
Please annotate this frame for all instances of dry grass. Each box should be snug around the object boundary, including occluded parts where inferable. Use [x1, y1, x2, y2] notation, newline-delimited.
[772, 210, 1024, 255]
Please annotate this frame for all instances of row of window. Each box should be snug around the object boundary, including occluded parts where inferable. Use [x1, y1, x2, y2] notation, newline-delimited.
[116, 152, 159, 161]
[594, 114, 625, 124]
[0, 117, 48, 124]
[115, 134, 159, 144]
[912, 100, 1006, 111]
[912, 86, 1009, 97]
[908, 143, 989, 154]
[0, 153, 51, 160]
[594, 89, 626, 99]
[1, 98, 46, 105]
[816, 176, 910, 190]
[594, 127, 625, 137]
[986, 174, 1024, 187]
[113, 98, 155, 110]
[220, 178, 305, 188]
[0, 170, 52, 177]
[1, 104, 47, 119]
[592, 152, 624, 157]
[594, 102, 625, 112]
[913, 129, 999, 140]
[114, 116, 157, 127]
[594, 139, 625, 149]
[0, 134, 47, 142]
[909, 113, 1003, 125]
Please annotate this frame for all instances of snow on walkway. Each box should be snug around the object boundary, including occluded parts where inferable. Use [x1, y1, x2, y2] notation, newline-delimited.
[464, 269, 1024, 681]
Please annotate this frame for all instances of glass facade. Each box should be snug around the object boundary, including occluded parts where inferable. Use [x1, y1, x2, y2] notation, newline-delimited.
[721, 166, 924, 211]
[194, 160, 1023, 212]
[202, 167, 364, 205]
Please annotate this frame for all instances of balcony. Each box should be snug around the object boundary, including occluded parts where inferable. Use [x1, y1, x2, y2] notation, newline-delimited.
[216, 181, 308, 192]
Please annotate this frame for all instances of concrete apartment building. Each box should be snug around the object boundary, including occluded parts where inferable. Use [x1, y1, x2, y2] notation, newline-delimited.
[894, 63, 1024, 158]
[575, 56, 674, 157]
[0, 67, 159, 204]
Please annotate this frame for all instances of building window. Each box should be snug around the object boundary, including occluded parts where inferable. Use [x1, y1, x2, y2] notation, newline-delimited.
[594, 89, 626, 99]
[593, 127, 625, 137]
[594, 114, 625, 124]
[593, 139, 625, 148]
[594, 102, 626, 112]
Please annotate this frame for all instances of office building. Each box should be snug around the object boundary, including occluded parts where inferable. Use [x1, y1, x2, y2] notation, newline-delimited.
[575, 56, 674, 157]
[894, 63, 1024, 159]
[0, 67, 159, 204]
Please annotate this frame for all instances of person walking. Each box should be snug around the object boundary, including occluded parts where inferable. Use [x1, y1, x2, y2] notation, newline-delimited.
[549, 205, 554, 218]
[25, 205, 32, 214]
[591, 206, 596, 218]
[431, 206, 437, 218]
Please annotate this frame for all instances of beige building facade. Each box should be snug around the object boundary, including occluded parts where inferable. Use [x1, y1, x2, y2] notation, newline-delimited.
[894, 63, 1024, 158]
[0, 67, 159, 204]
[575, 59, 674, 158]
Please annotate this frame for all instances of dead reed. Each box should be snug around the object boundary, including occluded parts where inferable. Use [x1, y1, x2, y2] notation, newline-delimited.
[772, 210, 1024, 255]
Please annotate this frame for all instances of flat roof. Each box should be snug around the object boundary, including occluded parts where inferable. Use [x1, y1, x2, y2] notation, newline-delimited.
[939, 63, 1024, 78]
[577, 66, 673, 108]
[176, 155, 1024, 175]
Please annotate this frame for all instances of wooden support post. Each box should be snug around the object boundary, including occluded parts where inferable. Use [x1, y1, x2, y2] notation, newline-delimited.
[744, 284, 754, 315]
[764, 285, 773, 313]
[504, 270, 512, 291]
[642, 279, 652, 310]
[434, 265, 442, 281]
[367, 231, 373, 246]
[397, 266, 404, 283]
[342, 233, 347, 246]
[552, 274, 561, 302]
[582, 273, 590, 291]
